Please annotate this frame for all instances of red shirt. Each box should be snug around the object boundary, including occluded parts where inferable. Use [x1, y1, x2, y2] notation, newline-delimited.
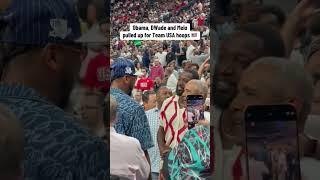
[82, 53, 110, 94]
[149, 65, 164, 81]
[135, 77, 154, 92]
[198, 16, 205, 26]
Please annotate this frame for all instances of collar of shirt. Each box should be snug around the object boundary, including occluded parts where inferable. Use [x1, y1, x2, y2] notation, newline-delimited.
[111, 88, 129, 97]
[110, 127, 116, 133]
[146, 107, 159, 113]
[0, 83, 52, 104]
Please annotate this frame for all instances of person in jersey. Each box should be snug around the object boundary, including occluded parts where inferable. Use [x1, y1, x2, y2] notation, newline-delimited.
[81, 44, 110, 94]
[135, 67, 154, 92]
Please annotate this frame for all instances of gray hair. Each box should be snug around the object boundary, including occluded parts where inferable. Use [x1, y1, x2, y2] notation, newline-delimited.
[248, 57, 314, 125]
[110, 95, 118, 125]
[188, 80, 209, 98]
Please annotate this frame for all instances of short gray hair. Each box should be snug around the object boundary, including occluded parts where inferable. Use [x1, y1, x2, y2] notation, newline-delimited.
[248, 57, 314, 125]
[110, 95, 118, 125]
[188, 80, 209, 98]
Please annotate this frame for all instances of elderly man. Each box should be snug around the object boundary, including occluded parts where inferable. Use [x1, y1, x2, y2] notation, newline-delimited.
[227, 57, 320, 179]
[167, 80, 210, 179]
[110, 95, 150, 180]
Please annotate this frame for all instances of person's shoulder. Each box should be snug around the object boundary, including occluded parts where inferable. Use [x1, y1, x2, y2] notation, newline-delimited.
[112, 132, 142, 149]
[112, 90, 143, 111]
[145, 108, 158, 115]
[16, 102, 106, 158]
[163, 95, 178, 105]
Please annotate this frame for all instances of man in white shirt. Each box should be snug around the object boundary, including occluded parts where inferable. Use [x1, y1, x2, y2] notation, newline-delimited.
[155, 47, 168, 66]
[186, 41, 195, 61]
[110, 95, 150, 180]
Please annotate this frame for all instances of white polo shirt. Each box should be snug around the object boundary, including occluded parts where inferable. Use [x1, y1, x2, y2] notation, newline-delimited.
[110, 127, 150, 180]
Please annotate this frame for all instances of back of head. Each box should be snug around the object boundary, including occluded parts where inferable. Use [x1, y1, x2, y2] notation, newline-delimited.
[238, 23, 286, 58]
[0, 104, 24, 179]
[142, 90, 156, 103]
[184, 69, 200, 80]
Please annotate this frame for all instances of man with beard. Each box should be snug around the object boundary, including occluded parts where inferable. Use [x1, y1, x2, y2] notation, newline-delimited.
[0, 0, 107, 179]
[110, 58, 154, 168]
[157, 70, 198, 177]
[212, 23, 286, 179]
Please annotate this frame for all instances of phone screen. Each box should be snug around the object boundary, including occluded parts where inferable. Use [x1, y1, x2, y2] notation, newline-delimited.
[244, 105, 300, 180]
[186, 95, 204, 129]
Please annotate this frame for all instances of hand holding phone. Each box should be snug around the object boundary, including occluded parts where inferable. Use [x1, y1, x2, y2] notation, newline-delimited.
[186, 95, 205, 129]
[244, 104, 301, 180]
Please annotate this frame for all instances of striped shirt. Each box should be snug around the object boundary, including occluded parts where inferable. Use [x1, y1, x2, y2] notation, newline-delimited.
[146, 108, 161, 173]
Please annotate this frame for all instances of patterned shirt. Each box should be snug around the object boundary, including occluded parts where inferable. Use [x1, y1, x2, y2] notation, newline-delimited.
[111, 88, 153, 150]
[146, 108, 161, 173]
[168, 125, 210, 180]
[159, 95, 187, 148]
[0, 84, 107, 180]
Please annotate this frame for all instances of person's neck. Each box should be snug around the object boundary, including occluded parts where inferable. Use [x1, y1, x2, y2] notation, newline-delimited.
[3, 72, 61, 106]
[178, 95, 184, 108]
[111, 83, 128, 94]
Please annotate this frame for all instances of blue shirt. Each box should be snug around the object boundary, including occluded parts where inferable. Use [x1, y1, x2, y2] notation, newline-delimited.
[0, 84, 107, 180]
[111, 88, 153, 150]
[146, 108, 161, 173]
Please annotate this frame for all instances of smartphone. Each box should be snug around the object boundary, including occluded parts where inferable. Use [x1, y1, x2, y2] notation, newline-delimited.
[244, 104, 301, 180]
[186, 95, 205, 129]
